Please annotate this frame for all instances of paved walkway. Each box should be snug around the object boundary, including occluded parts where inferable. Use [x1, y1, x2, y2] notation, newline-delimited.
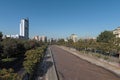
[45, 47, 58, 80]
[51, 45, 120, 80]
[35, 47, 58, 80]
[58, 45, 120, 77]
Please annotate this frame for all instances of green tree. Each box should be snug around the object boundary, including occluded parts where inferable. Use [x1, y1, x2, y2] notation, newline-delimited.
[24, 40, 39, 50]
[0, 32, 3, 41]
[112, 38, 120, 59]
[0, 68, 20, 80]
[66, 39, 74, 47]
[16, 42, 25, 56]
[2, 39, 18, 58]
[23, 49, 43, 74]
[97, 31, 115, 43]
[0, 42, 3, 56]
[57, 39, 65, 45]
[23, 46, 47, 79]
[23, 49, 38, 79]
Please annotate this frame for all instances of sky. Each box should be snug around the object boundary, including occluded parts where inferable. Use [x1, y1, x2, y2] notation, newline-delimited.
[0, 0, 120, 39]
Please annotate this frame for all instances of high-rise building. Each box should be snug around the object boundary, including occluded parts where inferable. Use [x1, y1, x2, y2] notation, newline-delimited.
[20, 18, 29, 39]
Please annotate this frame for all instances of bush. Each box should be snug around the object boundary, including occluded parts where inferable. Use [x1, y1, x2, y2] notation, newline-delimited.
[23, 45, 47, 79]
[0, 68, 20, 80]
[94, 53, 101, 58]
[103, 56, 109, 60]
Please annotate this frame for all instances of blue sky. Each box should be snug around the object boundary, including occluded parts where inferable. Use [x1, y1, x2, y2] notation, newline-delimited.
[0, 0, 120, 38]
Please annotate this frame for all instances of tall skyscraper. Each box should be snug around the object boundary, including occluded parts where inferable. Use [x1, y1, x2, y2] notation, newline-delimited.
[20, 18, 29, 39]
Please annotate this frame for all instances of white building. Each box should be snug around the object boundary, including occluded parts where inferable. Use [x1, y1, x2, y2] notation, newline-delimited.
[20, 18, 29, 39]
[34, 36, 39, 41]
[41, 36, 47, 42]
[70, 34, 78, 42]
[113, 27, 120, 38]
[33, 36, 47, 42]
[5, 34, 20, 39]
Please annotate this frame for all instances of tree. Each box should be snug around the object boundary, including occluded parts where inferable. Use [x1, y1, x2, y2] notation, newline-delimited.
[16, 41, 25, 56]
[112, 38, 120, 59]
[97, 31, 115, 43]
[0, 68, 20, 80]
[66, 39, 74, 47]
[57, 39, 65, 45]
[2, 39, 18, 58]
[24, 40, 40, 50]
[0, 32, 3, 41]
[23, 46, 47, 79]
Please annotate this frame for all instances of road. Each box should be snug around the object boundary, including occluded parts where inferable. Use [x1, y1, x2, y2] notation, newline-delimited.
[50, 45, 120, 80]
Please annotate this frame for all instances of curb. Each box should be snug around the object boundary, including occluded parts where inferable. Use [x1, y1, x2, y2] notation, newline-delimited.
[50, 48, 60, 80]
[45, 47, 59, 80]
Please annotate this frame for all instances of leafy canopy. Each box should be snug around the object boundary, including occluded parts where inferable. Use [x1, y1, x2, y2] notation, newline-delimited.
[97, 30, 115, 43]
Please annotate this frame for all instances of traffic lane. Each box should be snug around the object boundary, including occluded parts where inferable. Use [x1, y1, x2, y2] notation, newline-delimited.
[50, 45, 120, 80]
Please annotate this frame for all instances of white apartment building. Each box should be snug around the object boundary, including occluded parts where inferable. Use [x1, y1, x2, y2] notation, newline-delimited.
[113, 27, 120, 38]
[20, 18, 29, 39]
[33, 36, 47, 42]
[34, 36, 39, 41]
[41, 36, 47, 42]
[5, 34, 20, 39]
[70, 34, 78, 42]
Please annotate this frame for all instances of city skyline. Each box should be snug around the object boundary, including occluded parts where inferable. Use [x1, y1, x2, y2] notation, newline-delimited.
[0, 0, 120, 38]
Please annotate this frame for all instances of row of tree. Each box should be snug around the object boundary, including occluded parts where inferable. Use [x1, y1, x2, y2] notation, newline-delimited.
[23, 45, 47, 80]
[57, 31, 120, 58]
[0, 38, 45, 59]
[0, 46, 47, 80]
[0, 32, 48, 80]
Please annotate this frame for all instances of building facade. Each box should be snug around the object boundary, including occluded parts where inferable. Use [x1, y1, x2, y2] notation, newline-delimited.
[70, 34, 78, 42]
[41, 36, 47, 42]
[20, 18, 29, 39]
[33, 36, 47, 42]
[5, 34, 20, 39]
[113, 27, 120, 38]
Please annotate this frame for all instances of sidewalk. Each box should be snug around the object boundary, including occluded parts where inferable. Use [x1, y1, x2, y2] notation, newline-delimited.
[58, 46, 120, 77]
[44, 47, 58, 80]
[36, 47, 58, 80]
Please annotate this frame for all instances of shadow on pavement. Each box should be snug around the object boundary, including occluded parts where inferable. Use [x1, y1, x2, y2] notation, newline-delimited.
[36, 58, 53, 79]
[44, 61, 53, 73]
[44, 55, 51, 60]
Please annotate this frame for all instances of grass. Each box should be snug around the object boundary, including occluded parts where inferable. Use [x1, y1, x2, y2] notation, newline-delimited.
[1, 58, 17, 62]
